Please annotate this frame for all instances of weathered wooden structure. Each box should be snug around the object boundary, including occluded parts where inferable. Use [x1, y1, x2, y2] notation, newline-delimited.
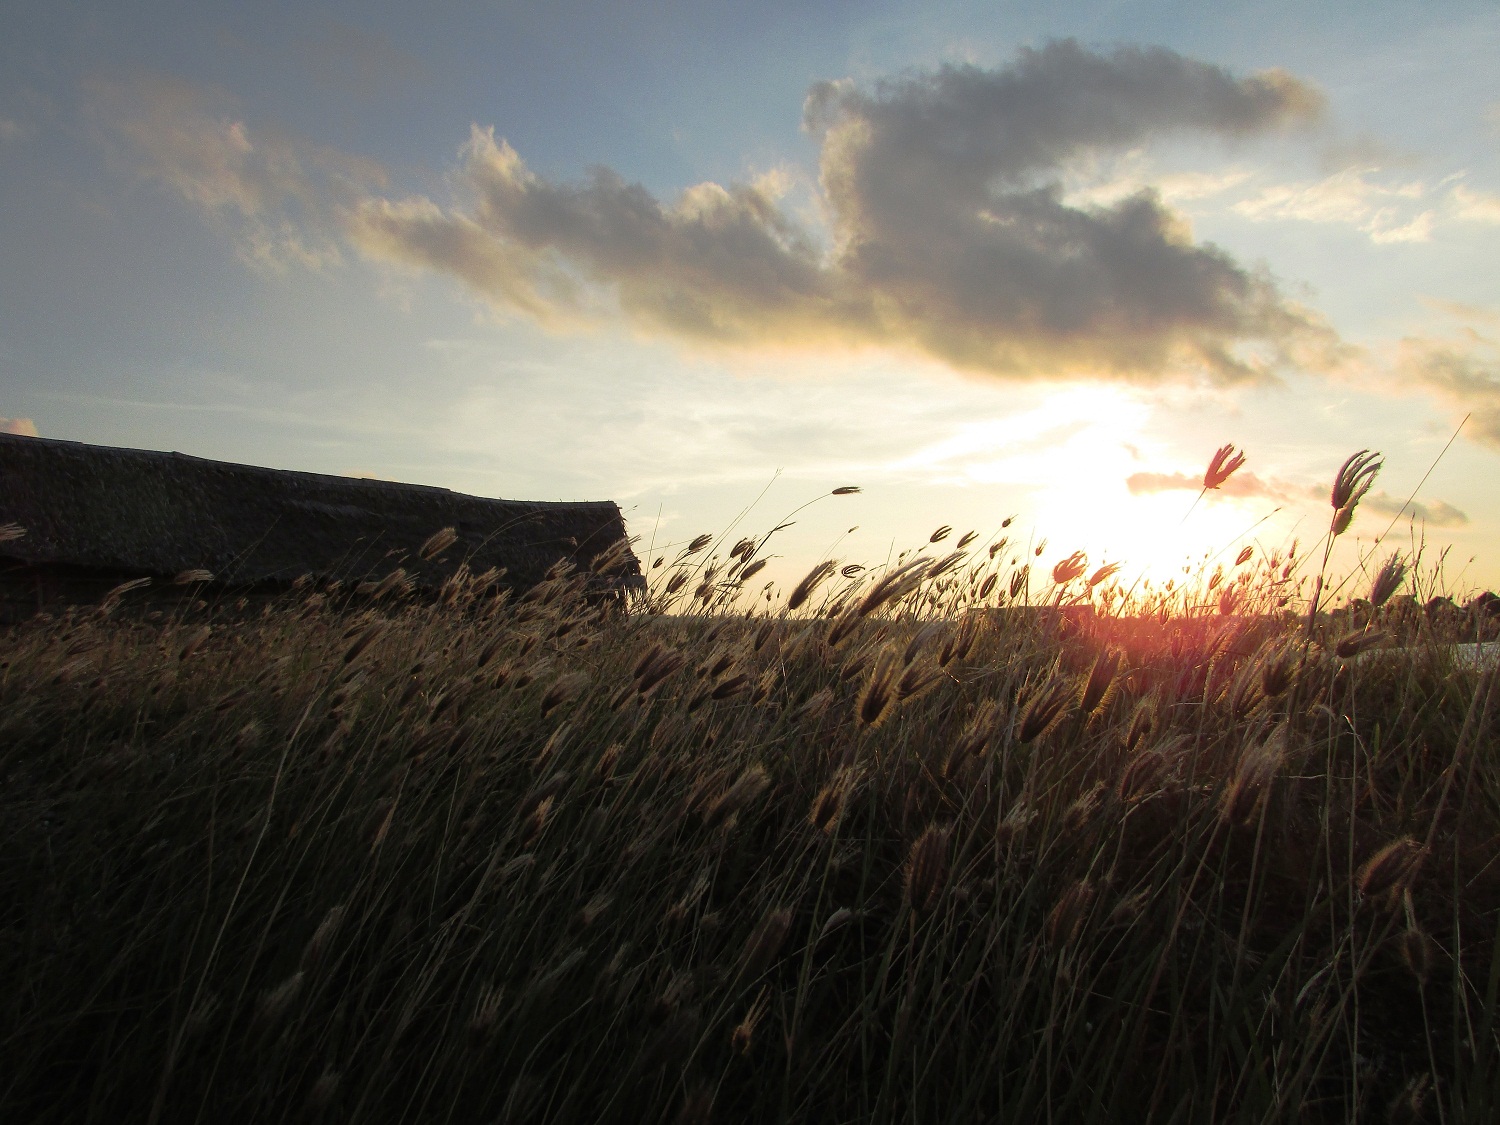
[0, 433, 638, 621]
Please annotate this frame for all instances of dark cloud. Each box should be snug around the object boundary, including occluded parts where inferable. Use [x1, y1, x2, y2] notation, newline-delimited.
[349, 40, 1339, 384]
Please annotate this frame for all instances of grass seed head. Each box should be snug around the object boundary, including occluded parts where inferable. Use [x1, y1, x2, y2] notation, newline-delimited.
[307, 1069, 341, 1109]
[1018, 675, 1073, 742]
[1080, 648, 1121, 715]
[809, 770, 852, 833]
[419, 526, 458, 560]
[705, 766, 771, 826]
[1203, 443, 1247, 490]
[1046, 880, 1095, 946]
[730, 988, 772, 1056]
[738, 907, 793, 980]
[1220, 725, 1287, 825]
[1357, 837, 1425, 901]
[1334, 629, 1388, 659]
[257, 971, 305, 1024]
[1369, 553, 1407, 609]
[857, 649, 902, 727]
[1260, 648, 1296, 698]
[1331, 449, 1382, 511]
[1052, 551, 1088, 585]
[787, 560, 837, 611]
[301, 904, 346, 970]
[676, 1083, 714, 1125]
[1398, 922, 1434, 986]
[905, 824, 951, 914]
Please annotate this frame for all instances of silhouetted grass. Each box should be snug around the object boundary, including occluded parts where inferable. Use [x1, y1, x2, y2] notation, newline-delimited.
[2, 505, 1498, 1124]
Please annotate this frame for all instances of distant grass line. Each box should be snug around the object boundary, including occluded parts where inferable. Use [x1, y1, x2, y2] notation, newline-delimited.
[1, 531, 1498, 1124]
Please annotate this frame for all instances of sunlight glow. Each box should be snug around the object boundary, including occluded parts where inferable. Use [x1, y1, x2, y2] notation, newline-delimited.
[885, 385, 1287, 586]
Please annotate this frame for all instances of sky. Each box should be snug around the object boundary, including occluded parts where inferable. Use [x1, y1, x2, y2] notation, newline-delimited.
[2, 0, 1498, 596]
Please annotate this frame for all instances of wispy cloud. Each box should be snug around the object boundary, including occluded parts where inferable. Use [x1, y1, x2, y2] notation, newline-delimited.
[1126, 466, 1467, 526]
[1233, 166, 1435, 243]
[1394, 324, 1500, 449]
[347, 41, 1336, 386]
[1126, 468, 1301, 502]
[1451, 184, 1500, 224]
[87, 73, 385, 271]
[0, 417, 39, 437]
[1362, 490, 1468, 528]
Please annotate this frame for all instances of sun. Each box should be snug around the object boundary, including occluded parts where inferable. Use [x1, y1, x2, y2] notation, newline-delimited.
[890, 384, 1285, 592]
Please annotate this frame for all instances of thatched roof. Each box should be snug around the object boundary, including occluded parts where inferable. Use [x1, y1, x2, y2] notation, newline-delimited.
[0, 433, 638, 597]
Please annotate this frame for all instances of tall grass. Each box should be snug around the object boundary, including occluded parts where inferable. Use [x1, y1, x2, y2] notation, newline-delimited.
[1, 497, 1497, 1123]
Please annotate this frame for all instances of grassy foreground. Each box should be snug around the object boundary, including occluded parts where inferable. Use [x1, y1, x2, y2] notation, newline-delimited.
[2, 528, 1499, 1124]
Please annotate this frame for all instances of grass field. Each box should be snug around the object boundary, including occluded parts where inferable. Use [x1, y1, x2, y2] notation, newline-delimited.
[3, 491, 1499, 1123]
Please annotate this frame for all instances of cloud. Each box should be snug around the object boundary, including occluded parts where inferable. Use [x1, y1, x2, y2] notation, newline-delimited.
[1452, 184, 1500, 224]
[0, 417, 39, 436]
[1362, 490, 1468, 528]
[0, 118, 25, 142]
[1394, 328, 1500, 449]
[1126, 468, 1301, 502]
[87, 73, 385, 271]
[1233, 166, 1435, 243]
[349, 40, 1336, 386]
[1126, 468, 1466, 527]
